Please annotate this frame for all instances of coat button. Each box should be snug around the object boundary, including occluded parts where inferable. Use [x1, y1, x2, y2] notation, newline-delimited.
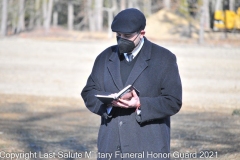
[117, 145, 121, 151]
[119, 121, 123, 126]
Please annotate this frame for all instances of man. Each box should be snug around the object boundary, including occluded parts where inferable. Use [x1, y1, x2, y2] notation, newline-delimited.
[81, 8, 182, 160]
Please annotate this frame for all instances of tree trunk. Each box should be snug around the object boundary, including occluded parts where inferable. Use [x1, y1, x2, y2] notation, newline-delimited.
[43, 0, 48, 29]
[87, 0, 96, 31]
[43, 0, 53, 32]
[204, 0, 210, 31]
[106, 0, 117, 38]
[17, 0, 25, 33]
[128, 0, 139, 9]
[223, 0, 229, 38]
[164, 0, 171, 10]
[28, 0, 35, 30]
[95, 0, 103, 31]
[35, 0, 42, 28]
[1, 0, 8, 36]
[199, 0, 209, 44]
[68, 1, 74, 30]
[53, 11, 58, 27]
[215, 0, 222, 11]
[229, 0, 235, 11]
[47, 0, 53, 30]
[120, 0, 126, 10]
[53, 0, 59, 27]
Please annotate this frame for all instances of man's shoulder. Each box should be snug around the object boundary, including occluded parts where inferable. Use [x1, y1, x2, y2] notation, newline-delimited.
[97, 45, 117, 58]
[95, 45, 117, 60]
[102, 45, 118, 54]
[146, 40, 175, 60]
[150, 41, 171, 54]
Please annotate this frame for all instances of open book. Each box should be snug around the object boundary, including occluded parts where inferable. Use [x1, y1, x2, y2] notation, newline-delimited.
[95, 85, 139, 104]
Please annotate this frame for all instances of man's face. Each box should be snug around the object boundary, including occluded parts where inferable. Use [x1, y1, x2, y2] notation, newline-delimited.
[117, 30, 145, 46]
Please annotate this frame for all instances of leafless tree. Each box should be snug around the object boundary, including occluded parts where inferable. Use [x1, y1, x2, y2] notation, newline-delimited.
[68, 0, 74, 30]
[28, 0, 36, 30]
[53, 0, 59, 27]
[43, 0, 53, 32]
[5, 0, 238, 40]
[103, 0, 117, 38]
[17, 0, 25, 33]
[87, 0, 95, 31]
[95, 0, 103, 31]
[120, 0, 126, 10]
[164, 0, 171, 10]
[199, 0, 209, 44]
[1, 0, 8, 36]
[35, 0, 42, 28]
[229, 0, 235, 11]
[128, 0, 139, 9]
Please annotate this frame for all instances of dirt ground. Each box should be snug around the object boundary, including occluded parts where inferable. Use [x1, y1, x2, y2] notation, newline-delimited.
[0, 36, 240, 160]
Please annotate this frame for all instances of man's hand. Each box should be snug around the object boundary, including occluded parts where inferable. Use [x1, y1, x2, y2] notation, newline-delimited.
[120, 92, 133, 100]
[112, 90, 140, 108]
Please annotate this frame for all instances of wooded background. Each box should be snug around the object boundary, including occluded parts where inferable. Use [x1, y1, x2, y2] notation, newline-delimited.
[0, 0, 239, 40]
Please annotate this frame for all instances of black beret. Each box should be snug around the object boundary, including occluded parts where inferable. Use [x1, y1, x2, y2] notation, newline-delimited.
[111, 8, 146, 34]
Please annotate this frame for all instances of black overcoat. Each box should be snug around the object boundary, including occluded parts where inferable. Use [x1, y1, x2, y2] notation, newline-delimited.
[81, 37, 182, 160]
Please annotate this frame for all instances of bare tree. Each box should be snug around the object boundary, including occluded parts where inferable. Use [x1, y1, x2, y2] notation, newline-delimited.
[87, 0, 95, 31]
[120, 0, 126, 10]
[35, 0, 42, 28]
[1, 0, 182, 36]
[53, 0, 59, 27]
[43, 0, 48, 29]
[95, 0, 103, 31]
[43, 0, 53, 32]
[103, 0, 117, 38]
[28, 0, 36, 30]
[128, 0, 139, 9]
[229, 0, 235, 11]
[204, 0, 211, 31]
[75, 0, 88, 30]
[47, 0, 54, 30]
[215, 0, 222, 10]
[199, 0, 209, 44]
[17, 0, 25, 33]
[164, 0, 171, 10]
[68, 1, 74, 30]
[1, 0, 8, 36]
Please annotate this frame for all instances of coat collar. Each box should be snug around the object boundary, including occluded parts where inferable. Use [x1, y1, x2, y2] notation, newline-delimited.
[107, 37, 152, 90]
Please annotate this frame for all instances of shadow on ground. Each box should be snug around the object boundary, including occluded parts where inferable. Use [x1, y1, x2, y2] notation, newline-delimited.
[0, 94, 99, 160]
[171, 111, 240, 159]
[0, 94, 239, 160]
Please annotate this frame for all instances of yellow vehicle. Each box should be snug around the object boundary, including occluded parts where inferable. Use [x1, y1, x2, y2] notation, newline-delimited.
[214, 7, 240, 30]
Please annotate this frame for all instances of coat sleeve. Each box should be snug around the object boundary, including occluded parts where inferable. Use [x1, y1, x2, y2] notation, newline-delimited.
[137, 54, 182, 123]
[81, 53, 112, 117]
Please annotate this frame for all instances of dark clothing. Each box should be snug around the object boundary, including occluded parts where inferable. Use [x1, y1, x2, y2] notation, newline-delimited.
[120, 54, 138, 85]
[81, 37, 182, 160]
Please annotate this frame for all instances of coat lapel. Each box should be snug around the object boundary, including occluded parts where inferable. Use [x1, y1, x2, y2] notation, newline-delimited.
[125, 38, 152, 86]
[107, 49, 124, 90]
[107, 38, 152, 90]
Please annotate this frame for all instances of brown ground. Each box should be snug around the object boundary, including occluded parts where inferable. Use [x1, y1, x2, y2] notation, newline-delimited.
[0, 30, 240, 160]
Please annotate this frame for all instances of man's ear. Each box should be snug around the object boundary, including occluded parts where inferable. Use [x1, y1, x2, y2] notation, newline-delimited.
[140, 30, 145, 37]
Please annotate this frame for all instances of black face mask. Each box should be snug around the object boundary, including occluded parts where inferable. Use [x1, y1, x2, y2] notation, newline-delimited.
[117, 33, 140, 55]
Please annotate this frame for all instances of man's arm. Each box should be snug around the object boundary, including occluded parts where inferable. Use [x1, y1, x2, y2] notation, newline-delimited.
[111, 54, 182, 123]
[81, 54, 112, 116]
[138, 54, 182, 123]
